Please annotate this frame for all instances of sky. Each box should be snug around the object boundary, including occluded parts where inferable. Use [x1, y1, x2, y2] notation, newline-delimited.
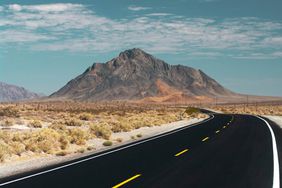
[0, 0, 282, 96]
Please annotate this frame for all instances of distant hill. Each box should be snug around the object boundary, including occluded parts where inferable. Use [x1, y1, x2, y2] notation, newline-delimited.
[50, 48, 239, 103]
[0, 82, 40, 102]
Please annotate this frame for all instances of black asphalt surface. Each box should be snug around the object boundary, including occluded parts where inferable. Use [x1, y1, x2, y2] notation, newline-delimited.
[0, 113, 279, 188]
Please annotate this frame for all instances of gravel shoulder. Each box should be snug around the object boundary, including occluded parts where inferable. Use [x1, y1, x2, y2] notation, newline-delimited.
[0, 117, 208, 179]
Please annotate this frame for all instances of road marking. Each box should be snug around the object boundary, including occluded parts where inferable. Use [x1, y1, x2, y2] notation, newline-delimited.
[0, 115, 215, 187]
[215, 130, 220, 134]
[175, 149, 189, 157]
[112, 174, 141, 188]
[202, 137, 209, 142]
[223, 126, 226, 129]
[255, 116, 280, 188]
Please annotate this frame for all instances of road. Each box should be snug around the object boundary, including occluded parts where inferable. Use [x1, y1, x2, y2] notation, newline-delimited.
[0, 113, 280, 188]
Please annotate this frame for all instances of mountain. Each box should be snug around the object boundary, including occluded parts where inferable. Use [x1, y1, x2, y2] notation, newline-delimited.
[50, 48, 236, 103]
[0, 82, 40, 102]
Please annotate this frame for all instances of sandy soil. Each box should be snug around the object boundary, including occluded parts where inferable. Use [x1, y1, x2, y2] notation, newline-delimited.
[0, 117, 208, 179]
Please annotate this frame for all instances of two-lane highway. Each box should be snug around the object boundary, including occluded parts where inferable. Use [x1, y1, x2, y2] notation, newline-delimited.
[0, 113, 280, 188]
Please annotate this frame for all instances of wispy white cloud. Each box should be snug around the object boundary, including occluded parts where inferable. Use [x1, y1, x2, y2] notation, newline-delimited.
[145, 13, 173, 17]
[0, 30, 54, 43]
[128, 5, 151, 11]
[1, 3, 282, 59]
[263, 37, 282, 46]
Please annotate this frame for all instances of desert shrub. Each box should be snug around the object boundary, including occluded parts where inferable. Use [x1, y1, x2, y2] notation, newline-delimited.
[89, 122, 112, 140]
[0, 142, 11, 162]
[59, 135, 69, 150]
[68, 128, 87, 145]
[24, 128, 61, 154]
[15, 119, 25, 125]
[185, 107, 200, 115]
[29, 120, 42, 128]
[110, 119, 132, 133]
[1, 119, 14, 127]
[65, 118, 82, 127]
[79, 113, 93, 121]
[0, 107, 20, 117]
[87, 146, 95, 151]
[49, 122, 67, 131]
[10, 142, 25, 156]
[11, 132, 28, 142]
[131, 136, 136, 140]
[103, 141, 113, 146]
[55, 151, 69, 156]
[115, 138, 123, 143]
[0, 131, 13, 144]
[77, 148, 85, 153]
[136, 134, 142, 138]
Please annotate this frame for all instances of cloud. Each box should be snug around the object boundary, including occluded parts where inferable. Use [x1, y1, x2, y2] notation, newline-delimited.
[8, 3, 83, 12]
[272, 51, 282, 57]
[1, 3, 282, 60]
[146, 13, 173, 17]
[0, 30, 54, 43]
[128, 5, 151, 11]
[8, 4, 22, 11]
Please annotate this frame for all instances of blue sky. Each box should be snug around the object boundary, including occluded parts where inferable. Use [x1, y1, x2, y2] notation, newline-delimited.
[0, 0, 282, 96]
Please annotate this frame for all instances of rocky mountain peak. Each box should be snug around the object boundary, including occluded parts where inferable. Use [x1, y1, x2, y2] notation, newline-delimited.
[118, 48, 148, 59]
[50, 49, 235, 102]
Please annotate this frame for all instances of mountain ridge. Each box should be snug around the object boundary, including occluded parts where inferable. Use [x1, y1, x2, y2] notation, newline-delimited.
[0, 81, 40, 102]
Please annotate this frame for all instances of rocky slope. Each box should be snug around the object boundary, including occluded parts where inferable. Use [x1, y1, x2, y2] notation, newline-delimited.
[50, 48, 236, 102]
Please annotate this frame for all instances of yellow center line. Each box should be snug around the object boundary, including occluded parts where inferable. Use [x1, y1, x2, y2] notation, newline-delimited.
[174, 149, 189, 157]
[215, 130, 220, 134]
[112, 174, 141, 188]
[202, 137, 209, 142]
[223, 126, 226, 129]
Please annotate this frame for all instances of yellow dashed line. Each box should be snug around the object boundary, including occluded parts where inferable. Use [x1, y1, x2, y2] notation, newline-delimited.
[215, 130, 220, 134]
[112, 174, 141, 188]
[175, 149, 189, 157]
[223, 126, 226, 129]
[202, 137, 209, 142]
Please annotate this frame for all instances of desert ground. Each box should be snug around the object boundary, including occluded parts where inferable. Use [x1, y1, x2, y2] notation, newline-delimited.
[208, 101, 282, 116]
[0, 101, 207, 166]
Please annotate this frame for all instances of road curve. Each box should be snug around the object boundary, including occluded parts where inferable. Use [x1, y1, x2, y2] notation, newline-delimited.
[0, 113, 280, 188]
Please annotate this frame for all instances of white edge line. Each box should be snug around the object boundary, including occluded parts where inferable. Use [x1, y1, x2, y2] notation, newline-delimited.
[0, 115, 215, 186]
[255, 116, 280, 188]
